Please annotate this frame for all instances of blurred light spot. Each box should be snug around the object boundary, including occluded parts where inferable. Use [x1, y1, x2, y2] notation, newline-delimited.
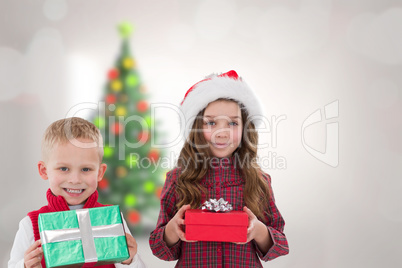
[167, 23, 196, 51]
[26, 28, 65, 62]
[33, 28, 64, 42]
[25, 28, 67, 120]
[235, 6, 263, 39]
[0, 47, 25, 101]
[43, 0, 68, 21]
[258, 7, 329, 58]
[195, 0, 236, 40]
[347, 8, 402, 65]
[67, 54, 103, 118]
[26, 28, 65, 95]
[368, 78, 399, 109]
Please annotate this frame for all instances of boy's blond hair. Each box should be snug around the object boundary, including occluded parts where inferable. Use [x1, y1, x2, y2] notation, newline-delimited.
[41, 117, 104, 161]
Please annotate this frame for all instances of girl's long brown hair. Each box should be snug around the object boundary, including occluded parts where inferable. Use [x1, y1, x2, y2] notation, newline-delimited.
[176, 99, 271, 219]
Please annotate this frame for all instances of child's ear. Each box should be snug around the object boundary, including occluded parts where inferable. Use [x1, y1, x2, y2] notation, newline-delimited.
[38, 161, 48, 180]
[97, 163, 107, 182]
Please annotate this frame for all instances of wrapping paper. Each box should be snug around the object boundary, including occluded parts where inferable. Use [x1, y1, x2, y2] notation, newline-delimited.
[38, 205, 129, 267]
[185, 209, 248, 242]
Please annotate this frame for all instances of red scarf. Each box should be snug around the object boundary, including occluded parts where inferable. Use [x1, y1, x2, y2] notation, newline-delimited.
[28, 189, 115, 268]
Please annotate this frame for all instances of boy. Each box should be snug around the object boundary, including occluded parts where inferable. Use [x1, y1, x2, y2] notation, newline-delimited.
[8, 117, 146, 268]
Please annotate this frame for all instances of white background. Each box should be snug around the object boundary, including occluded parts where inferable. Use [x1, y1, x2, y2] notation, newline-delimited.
[1, 0, 401, 267]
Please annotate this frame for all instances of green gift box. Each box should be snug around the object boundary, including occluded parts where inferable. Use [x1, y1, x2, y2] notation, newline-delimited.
[38, 205, 129, 267]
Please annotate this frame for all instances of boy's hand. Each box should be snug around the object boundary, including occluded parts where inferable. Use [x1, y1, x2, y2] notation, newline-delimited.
[121, 233, 137, 265]
[24, 240, 43, 268]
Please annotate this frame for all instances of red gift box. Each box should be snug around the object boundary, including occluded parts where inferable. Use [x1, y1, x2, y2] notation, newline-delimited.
[185, 209, 248, 242]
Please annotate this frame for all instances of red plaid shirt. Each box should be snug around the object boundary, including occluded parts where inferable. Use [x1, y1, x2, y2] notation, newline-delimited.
[149, 157, 289, 267]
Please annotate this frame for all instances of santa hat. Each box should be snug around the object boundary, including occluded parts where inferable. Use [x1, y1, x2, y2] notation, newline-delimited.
[180, 70, 264, 138]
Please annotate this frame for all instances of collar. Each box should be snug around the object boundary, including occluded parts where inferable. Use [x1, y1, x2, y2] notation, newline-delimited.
[46, 188, 99, 212]
[209, 155, 236, 168]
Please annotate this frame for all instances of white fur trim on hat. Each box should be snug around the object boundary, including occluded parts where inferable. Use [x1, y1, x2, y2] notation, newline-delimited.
[180, 71, 264, 139]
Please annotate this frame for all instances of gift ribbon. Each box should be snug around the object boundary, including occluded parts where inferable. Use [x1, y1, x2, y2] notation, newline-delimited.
[77, 209, 97, 263]
[40, 208, 125, 264]
[202, 198, 233, 212]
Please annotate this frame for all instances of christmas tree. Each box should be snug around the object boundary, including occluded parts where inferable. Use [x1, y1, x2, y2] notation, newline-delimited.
[91, 22, 164, 236]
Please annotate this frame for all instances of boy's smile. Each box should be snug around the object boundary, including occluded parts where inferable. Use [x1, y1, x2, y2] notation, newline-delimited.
[65, 188, 84, 194]
[38, 138, 106, 206]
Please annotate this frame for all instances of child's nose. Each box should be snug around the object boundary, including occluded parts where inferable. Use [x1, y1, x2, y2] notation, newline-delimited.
[68, 173, 82, 184]
[214, 126, 229, 138]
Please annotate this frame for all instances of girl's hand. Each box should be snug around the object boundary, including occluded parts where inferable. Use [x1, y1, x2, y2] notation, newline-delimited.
[164, 204, 197, 247]
[122, 233, 137, 265]
[24, 240, 43, 268]
[236, 207, 273, 254]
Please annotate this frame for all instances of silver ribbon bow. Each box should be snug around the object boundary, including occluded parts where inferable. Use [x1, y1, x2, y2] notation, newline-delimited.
[201, 198, 233, 212]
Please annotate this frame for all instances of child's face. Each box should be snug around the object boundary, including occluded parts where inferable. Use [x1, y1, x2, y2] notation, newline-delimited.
[202, 100, 243, 158]
[38, 138, 106, 206]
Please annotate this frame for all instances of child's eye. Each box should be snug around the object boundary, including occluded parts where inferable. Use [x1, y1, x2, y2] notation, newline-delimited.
[82, 168, 90, 172]
[60, 167, 69, 171]
[204, 121, 216, 126]
[229, 122, 238, 126]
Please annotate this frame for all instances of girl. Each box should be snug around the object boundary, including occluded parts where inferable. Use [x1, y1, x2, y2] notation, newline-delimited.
[149, 70, 289, 267]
